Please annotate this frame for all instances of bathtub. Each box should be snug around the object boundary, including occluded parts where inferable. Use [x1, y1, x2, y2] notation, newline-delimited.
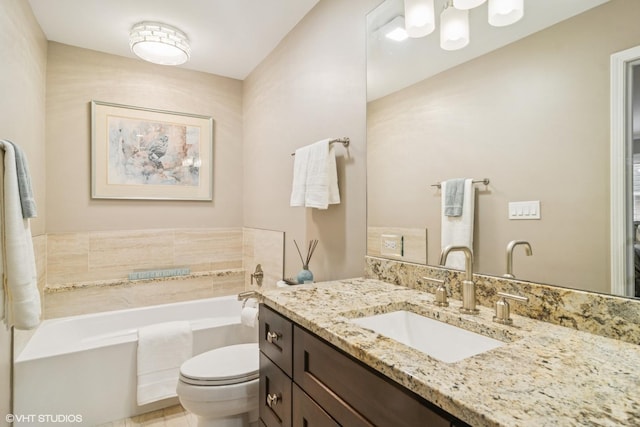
[14, 295, 258, 426]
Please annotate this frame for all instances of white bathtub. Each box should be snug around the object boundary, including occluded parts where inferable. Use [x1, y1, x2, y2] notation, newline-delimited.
[14, 295, 258, 426]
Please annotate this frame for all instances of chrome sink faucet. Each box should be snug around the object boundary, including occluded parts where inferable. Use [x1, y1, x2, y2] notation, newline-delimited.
[439, 245, 479, 315]
[503, 240, 532, 279]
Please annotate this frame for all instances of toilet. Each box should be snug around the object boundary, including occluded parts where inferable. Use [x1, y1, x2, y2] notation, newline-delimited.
[177, 343, 259, 427]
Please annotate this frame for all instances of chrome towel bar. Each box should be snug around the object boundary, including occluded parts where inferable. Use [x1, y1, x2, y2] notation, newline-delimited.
[290, 137, 350, 156]
[431, 178, 490, 189]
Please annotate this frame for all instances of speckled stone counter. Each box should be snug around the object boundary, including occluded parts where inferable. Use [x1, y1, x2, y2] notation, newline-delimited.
[365, 256, 640, 345]
[43, 269, 245, 318]
[44, 268, 243, 293]
[260, 278, 640, 427]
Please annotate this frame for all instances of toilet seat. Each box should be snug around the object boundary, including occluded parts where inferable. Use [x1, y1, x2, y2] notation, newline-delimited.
[179, 343, 259, 386]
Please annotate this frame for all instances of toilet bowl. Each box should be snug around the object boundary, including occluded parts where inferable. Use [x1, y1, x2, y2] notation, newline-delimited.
[177, 343, 259, 427]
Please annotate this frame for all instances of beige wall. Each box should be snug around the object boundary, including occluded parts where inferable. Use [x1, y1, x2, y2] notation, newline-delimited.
[0, 0, 47, 236]
[0, 0, 47, 423]
[243, 0, 377, 282]
[367, 0, 640, 294]
[45, 42, 244, 232]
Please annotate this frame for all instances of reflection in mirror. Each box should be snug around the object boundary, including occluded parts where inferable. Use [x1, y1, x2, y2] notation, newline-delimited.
[633, 63, 640, 297]
[366, 0, 640, 297]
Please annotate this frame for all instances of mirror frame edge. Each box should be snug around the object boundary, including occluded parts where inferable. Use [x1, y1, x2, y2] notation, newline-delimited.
[610, 44, 640, 297]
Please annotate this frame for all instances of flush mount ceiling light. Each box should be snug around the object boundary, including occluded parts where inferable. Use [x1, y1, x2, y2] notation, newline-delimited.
[402, 0, 524, 51]
[129, 21, 191, 66]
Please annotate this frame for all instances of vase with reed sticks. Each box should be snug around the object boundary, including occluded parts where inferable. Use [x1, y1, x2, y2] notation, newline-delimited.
[294, 239, 318, 284]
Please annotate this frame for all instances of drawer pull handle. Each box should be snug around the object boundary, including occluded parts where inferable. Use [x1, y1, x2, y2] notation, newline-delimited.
[266, 393, 281, 408]
[266, 331, 280, 343]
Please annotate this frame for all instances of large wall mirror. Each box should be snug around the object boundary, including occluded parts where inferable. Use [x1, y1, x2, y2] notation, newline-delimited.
[366, 0, 640, 297]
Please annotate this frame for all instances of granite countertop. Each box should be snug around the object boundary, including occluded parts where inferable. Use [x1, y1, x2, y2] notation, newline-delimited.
[260, 278, 640, 427]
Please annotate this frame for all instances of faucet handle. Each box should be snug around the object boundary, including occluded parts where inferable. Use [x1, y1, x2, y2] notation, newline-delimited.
[423, 277, 448, 307]
[493, 292, 529, 325]
[251, 264, 264, 286]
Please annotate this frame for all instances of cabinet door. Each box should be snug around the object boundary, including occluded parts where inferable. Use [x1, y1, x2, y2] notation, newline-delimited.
[292, 384, 340, 427]
[260, 353, 292, 427]
[293, 326, 452, 427]
[260, 304, 294, 376]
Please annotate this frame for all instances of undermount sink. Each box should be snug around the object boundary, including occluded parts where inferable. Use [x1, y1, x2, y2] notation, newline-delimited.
[350, 310, 505, 363]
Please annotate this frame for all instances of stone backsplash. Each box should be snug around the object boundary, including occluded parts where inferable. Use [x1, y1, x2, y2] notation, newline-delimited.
[365, 256, 640, 345]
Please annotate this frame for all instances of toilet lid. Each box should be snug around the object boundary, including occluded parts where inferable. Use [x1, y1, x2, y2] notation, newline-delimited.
[180, 343, 259, 386]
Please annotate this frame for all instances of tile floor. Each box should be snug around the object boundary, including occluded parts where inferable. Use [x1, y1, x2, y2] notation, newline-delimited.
[96, 405, 197, 427]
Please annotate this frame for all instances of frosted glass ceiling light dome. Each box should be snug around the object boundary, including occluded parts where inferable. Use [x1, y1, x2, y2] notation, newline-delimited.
[129, 22, 191, 66]
[404, 0, 435, 38]
[440, 2, 469, 51]
[488, 0, 524, 27]
[453, 0, 486, 10]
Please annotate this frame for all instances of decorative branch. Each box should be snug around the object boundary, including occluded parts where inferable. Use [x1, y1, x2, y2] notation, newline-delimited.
[294, 240, 305, 267]
[294, 239, 319, 269]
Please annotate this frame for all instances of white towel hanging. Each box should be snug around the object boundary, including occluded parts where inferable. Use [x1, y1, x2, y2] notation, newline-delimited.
[136, 321, 193, 405]
[0, 141, 40, 329]
[441, 178, 475, 270]
[290, 139, 340, 209]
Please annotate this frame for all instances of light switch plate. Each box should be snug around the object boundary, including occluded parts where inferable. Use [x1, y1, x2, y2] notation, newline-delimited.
[508, 201, 541, 220]
[381, 234, 404, 256]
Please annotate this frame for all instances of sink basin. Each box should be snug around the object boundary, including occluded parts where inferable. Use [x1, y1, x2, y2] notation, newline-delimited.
[350, 310, 505, 363]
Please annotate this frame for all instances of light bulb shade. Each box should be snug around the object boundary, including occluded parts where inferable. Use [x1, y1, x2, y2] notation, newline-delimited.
[488, 0, 524, 27]
[129, 22, 191, 65]
[404, 0, 435, 38]
[440, 5, 469, 51]
[453, 0, 486, 10]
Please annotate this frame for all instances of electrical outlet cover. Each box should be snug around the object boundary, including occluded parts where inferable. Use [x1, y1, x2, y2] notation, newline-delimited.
[381, 234, 404, 256]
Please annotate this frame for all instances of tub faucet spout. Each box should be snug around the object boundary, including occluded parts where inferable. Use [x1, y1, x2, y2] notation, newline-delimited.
[439, 245, 478, 315]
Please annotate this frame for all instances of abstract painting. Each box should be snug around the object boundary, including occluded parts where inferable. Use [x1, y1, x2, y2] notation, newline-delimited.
[91, 101, 213, 200]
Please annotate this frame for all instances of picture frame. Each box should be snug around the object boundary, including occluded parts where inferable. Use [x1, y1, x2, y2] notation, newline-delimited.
[91, 100, 213, 200]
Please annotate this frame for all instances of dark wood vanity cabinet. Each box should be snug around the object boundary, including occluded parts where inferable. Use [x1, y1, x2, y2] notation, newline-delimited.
[259, 304, 293, 427]
[258, 304, 469, 427]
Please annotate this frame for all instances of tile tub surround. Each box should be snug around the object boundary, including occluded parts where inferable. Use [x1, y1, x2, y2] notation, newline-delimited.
[41, 227, 286, 318]
[259, 279, 640, 427]
[44, 228, 245, 318]
[47, 228, 243, 285]
[43, 269, 244, 318]
[242, 227, 285, 289]
[365, 256, 640, 345]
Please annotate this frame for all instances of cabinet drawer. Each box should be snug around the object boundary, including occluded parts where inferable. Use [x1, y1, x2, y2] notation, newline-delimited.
[260, 304, 293, 376]
[293, 384, 340, 427]
[293, 326, 452, 427]
[260, 352, 292, 427]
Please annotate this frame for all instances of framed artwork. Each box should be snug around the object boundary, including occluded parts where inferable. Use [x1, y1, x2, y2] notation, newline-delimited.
[91, 100, 213, 200]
